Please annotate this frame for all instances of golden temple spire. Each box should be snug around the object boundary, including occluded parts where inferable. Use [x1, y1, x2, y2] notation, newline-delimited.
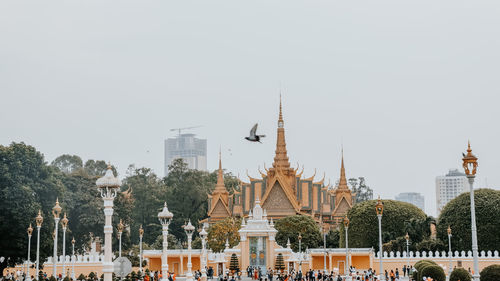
[338, 149, 348, 189]
[214, 148, 227, 193]
[273, 95, 291, 170]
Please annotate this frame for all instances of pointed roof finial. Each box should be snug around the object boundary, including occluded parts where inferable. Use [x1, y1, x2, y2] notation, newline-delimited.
[338, 148, 348, 190]
[214, 148, 227, 193]
[468, 140, 471, 153]
[273, 96, 290, 170]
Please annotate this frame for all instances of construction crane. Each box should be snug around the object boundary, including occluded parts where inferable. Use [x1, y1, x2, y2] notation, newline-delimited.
[170, 125, 203, 136]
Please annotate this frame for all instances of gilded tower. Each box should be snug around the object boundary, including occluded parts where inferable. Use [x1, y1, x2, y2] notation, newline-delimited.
[206, 98, 355, 226]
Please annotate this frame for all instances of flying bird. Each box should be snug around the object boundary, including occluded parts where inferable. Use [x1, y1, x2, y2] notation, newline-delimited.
[245, 123, 266, 143]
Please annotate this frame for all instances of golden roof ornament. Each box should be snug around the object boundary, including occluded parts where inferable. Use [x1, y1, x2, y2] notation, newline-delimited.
[36, 210, 44, 227]
[272, 96, 291, 171]
[462, 141, 478, 176]
[27, 224, 33, 236]
[61, 213, 69, 228]
[52, 198, 62, 219]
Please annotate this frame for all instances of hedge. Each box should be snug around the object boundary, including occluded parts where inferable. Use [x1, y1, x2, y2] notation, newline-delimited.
[438, 189, 500, 251]
[450, 267, 471, 281]
[420, 265, 446, 281]
[480, 264, 500, 281]
[342, 199, 426, 248]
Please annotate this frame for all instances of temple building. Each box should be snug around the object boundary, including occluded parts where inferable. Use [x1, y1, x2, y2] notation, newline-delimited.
[206, 99, 355, 227]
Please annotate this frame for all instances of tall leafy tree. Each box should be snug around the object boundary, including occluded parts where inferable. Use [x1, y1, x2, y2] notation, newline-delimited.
[51, 155, 83, 174]
[275, 215, 322, 252]
[348, 177, 373, 203]
[437, 189, 500, 251]
[0, 143, 63, 276]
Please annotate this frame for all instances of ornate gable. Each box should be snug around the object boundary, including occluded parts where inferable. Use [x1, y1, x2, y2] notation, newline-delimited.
[262, 181, 297, 217]
[211, 199, 231, 218]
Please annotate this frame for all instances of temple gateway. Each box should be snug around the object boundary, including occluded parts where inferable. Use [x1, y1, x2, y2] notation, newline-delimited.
[206, 99, 355, 228]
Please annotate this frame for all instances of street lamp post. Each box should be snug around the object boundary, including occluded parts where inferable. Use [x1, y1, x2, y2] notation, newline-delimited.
[117, 219, 124, 258]
[139, 225, 144, 278]
[298, 233, 302, 269]
[183, 220, 195, 281]
[200, 226, 208, 281]
[158, 202, 173, 281]
[27, 224, 33, 281]
[447, 226, 453, 278]
[462, 142, 480, 281]
[61, 214, 68, 278]
[323, 231, 327, 274]
[52, 198, 62, 277]
[96, 165, 122, 281]
[35, 210, 43, 280]
[405, 233, 410, 280]
[376, 197, 384, 281]
[71, 238, 75, 281]
[343, 215, 350, 278]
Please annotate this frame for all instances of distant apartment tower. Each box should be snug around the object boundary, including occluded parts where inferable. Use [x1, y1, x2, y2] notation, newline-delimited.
[436, 169, 467, 214]
[395, 192, 425, 211]
[164, 133, 207, 176]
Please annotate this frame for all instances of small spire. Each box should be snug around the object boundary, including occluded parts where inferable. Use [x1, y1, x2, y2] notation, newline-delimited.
[468, 140, 472, 153]
[273, 96, 290, 170]
[338, 149, 348, 189]
[214, 149, 227, 193]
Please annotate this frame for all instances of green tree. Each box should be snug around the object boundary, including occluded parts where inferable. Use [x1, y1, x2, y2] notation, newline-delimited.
[341, 199, 426, 249]
[450, 268, 471, 281]
[121, 166, 165, 246]
[437, 189, 500, 251]
[275, 215, 322, 252]
[207, 217, 241, 252]
[229, 254, 239, 271]
[83, 160, 109, 177]
[51, 154, 83, 174]
[480, 264, 500, 281]
[348, 177, 373, 203]
[0, 143, 64, 276]
[326, 229, 340, 248]
[275, 253, 285, 271]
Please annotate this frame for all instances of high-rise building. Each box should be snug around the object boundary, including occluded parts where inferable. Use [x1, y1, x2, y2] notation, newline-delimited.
[164, 133, 207, 176]
[395, 192, 425, 211]
[435, 169, 467, 214]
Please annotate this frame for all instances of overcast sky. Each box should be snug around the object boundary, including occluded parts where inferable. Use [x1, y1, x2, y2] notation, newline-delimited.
[1, 1, 499, 217]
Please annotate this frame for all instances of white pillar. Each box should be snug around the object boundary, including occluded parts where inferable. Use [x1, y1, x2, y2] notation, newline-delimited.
[201, 237, 207, 281]
[27, 233, 32, 281]
[161, 224, 169, 279]
[345, 226, 349, 276]
[139, 235, 143, 277]
[378, 214, 384, 281]
[119, 232, 122, 257]
[468, 176, 480, 281]
[186, 235, 193, 281]
[62, 227, 67, 278]
[71, 243, 75, 280]
[36, 226, 41, 280]
[448, 233, 452, 278]
[103, 197, 115, 281]
[53, 218, 60, 277]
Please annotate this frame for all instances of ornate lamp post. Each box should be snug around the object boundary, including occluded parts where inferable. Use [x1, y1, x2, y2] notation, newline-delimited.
[35, 210, 43, 280]
[117, 219, 124, 258]
[343, 215, 350, 277]
[462, 142, 480, 281]
[158, 202, 173, 281]
[298, 233, 302, 268]
[447, 226, 452, 278]
[96, 165, 122, 281]
[183, 220, 196, 281]
[71, 238, 76, 280]
[375, 197, 384, 281]
[52, 198, 62, 277]
[139, 225, 144, 278]
[323, 224, 327, 274]
[405, 233, 410, 278]
[200, 226, 208, 281]
[61, 213, 68, 278]
[26, 224, 33, 281]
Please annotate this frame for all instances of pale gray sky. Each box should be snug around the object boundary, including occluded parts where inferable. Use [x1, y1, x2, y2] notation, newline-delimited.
[1, 1, 499, 216]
